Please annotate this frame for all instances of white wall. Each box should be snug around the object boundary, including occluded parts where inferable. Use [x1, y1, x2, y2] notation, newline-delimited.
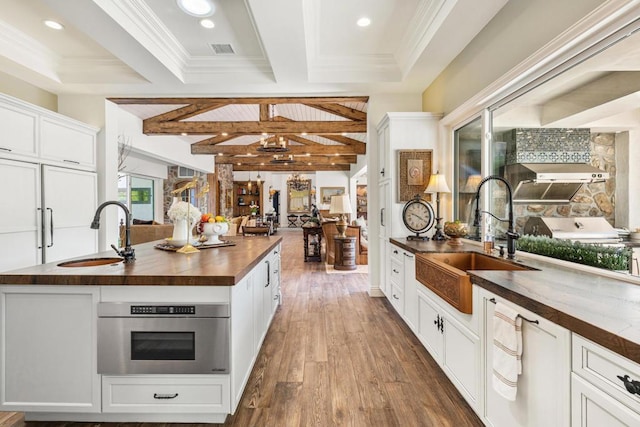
[122, 152, 169, 180]
[117, 108, 215, 173]
[615, 130, 640, 230]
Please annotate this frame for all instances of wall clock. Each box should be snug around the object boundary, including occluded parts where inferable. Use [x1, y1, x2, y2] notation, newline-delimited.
[402, 194, 435, 240]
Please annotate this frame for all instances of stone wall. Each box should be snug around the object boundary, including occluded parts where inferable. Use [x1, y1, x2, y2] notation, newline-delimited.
[216, 164, 234, 219]
[513, 133, 616, 230]
[163, 167, 209, 222]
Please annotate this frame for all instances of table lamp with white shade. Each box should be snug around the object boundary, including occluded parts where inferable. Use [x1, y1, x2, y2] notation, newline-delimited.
[329, 194, 352, 238]
[424, 171, 451, 241]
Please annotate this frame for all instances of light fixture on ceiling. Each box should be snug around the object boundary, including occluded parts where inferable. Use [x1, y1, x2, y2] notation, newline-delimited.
[200, 19, 215, 29]
[258, 135, 289, 153]
[44, 20, 64, 30]
[256, 172, 262, 185]
[177, 0, 215, 17]
[357, 17, 371, 27]
[271, 154, 295, 164]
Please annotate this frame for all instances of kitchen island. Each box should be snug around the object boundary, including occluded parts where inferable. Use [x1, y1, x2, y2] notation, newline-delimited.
[0, 235, 282, 424]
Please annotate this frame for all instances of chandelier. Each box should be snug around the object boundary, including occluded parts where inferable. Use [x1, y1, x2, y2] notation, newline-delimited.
[270, 154, 296, 164]
[287, 173, 308, 191]
[257, 135, 289, 153]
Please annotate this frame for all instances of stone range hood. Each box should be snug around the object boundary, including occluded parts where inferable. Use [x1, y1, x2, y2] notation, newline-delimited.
[503, 128, 609, 203]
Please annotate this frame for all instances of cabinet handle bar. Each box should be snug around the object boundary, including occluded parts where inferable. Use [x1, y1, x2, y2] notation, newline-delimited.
[489, 298, 539, 324]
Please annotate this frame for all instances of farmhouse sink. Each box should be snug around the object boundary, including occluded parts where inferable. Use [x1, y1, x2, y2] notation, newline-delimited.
[58, 257, 124, 268]
[415, 252, 535, 314]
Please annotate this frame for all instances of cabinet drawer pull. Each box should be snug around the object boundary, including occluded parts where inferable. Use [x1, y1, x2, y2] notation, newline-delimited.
[617, 374, 640, 395]
[63, 159, 80, 164]
[392, 269, 399, 273]
[392, 294, 400, 300]
[153, 393, 179, 399]
[489, 298, 539, 324]
[403, 252, 413, 258]
[393, 249, 398, 254]
[0, 146, 12, 152]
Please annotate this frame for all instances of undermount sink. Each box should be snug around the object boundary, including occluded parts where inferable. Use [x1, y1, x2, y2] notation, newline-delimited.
[57, 257, 124, 268]
[415, 252, 536, 314]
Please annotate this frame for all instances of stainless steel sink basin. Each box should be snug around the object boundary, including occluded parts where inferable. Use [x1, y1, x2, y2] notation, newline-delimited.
[57, 257, 124, 267]
[416, 252, 535, 314]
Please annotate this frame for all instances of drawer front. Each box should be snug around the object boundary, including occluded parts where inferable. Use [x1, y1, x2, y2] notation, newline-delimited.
[102, 376, 230, 413]
[573, 334, 640, 413]
[571, 373, 640, 426]
[390, 245, 403, 263]
[389, 282, 404, 314]
[390, 258, 404, 286]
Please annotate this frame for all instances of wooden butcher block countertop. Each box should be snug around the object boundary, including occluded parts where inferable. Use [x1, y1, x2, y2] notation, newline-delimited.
[0, 236, 282, 287]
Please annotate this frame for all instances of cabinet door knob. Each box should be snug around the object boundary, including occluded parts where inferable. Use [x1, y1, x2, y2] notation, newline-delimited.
[392, 294, 399, 300]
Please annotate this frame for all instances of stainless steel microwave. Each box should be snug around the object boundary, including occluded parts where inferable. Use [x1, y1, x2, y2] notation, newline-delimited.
[97, 302, 230, 375]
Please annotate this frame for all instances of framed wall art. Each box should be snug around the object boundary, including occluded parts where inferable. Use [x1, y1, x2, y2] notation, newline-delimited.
[397, 149, 433, 202]
[320, 187, 345, 205]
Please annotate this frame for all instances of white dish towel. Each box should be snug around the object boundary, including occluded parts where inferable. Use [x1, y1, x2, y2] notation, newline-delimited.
[492, 301, 523, 401]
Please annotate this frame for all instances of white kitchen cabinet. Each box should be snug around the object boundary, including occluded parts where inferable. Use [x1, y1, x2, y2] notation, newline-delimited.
[375, 113, 441, 297]
[388, 243, 418, 331]
[0, 93, 97, 171]
[39, 116, 97, 170]
[0, 99, 38, 159]
[231, 244, 281, 412]
[41, 165, 98, 264]
[375, 113, 442, 239]
[480, 288, 571, 427]
[0, 158, 42, 270]
[102, 375, 230, 414]
[571, 334, 640, 426]
[0, 161, 97, 272]
[0, 286, 100, 413]
[416, 284, 481, 411]
[572, 374, 640, 426]
[388, 247, 405, 315]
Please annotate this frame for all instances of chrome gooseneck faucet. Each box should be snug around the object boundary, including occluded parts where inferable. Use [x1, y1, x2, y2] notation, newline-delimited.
[472, 175, 519, 259]
[91, 201, 135, 263]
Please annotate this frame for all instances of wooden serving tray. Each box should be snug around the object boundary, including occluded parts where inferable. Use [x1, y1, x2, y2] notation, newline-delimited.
[154, 241, 236, 252]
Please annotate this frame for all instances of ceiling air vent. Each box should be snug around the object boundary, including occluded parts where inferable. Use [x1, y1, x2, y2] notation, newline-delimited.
[210, 44, 235, 55]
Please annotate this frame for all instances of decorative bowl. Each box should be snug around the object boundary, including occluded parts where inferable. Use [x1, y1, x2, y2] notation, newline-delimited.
[444, 221, 469, 245]
[201, 221, 229, 245]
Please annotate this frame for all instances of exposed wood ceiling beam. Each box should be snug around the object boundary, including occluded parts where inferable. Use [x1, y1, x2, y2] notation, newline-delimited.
[303, 103, 367, 121]
[143, 120, 366, 135]
[215, 155, 357, 165]
[192, 144, 360, 155]
[234, 163, 350, 172]
[109, 96, 369, 105]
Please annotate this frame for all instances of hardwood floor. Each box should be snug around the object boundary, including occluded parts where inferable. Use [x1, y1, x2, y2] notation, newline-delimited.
[26, 229, 482, 427]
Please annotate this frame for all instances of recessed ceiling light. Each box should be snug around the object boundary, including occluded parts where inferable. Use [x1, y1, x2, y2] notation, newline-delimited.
[221, 132, 228, 136]
[44, 20, 64, 30]
[218, 152, 223, 156]
[177, 0, 215, 17]
[181, 132, 188, 136]
[301, 132, 307, 136]
[200, 19, 215, 29]
[357, 17, 371, 27]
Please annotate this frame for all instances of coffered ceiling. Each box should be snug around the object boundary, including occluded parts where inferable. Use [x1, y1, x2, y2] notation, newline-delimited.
[0, 0, 509, 171]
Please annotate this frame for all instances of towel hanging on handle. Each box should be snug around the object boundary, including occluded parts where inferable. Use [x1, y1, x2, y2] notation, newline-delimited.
[492, 301, 523, 401]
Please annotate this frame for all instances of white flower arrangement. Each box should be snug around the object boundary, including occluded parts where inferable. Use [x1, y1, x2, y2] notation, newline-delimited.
[168, 201, 201, 223]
